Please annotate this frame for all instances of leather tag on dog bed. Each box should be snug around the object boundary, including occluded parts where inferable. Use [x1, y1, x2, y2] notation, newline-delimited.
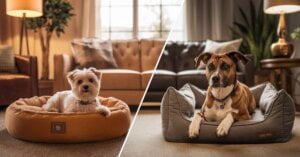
[256, 131, 275, 139]
[51, 122, 66, 134]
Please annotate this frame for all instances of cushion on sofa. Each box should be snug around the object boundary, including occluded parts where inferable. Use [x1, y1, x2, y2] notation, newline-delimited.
[99, 69, 141, 90]
[157, 44, 176, 71]
[161, 83, 295, 143]
[112, 40, 140, 71]
[140, 39, 165, 71]
[177, 70, 208, 89]
[175, 42, 205, 72]
[0, 46, 17, 73]
[141, 70, 153, 89]
[203, 39, 243, 53]
[201, 39, 245, 70]
[148, 70, 177, 91]
[71, 39, 118, 69]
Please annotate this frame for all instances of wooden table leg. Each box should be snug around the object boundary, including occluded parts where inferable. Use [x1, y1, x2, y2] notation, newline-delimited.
[280, 69, 287, 91]
[270, 71, 276, 87]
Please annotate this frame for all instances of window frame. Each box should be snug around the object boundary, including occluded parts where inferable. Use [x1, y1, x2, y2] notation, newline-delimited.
[100, 0, 182, 39]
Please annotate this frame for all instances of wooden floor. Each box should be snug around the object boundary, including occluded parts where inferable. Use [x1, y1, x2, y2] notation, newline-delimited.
[121, 109, 300, 157]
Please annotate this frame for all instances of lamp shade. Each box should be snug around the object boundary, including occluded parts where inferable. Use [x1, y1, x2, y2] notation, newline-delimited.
[264, 0, 300, 14]
[6, 0, 43, 18]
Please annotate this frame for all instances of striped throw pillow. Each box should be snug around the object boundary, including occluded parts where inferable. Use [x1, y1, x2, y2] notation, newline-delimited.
[0, 46, 16, 73]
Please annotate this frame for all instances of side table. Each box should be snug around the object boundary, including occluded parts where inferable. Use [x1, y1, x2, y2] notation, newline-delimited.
[260, 58, 300, 111]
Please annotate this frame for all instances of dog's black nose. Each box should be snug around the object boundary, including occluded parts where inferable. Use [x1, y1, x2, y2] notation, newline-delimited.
[212, 76, 220, 83]
[83, 85, 89, 90]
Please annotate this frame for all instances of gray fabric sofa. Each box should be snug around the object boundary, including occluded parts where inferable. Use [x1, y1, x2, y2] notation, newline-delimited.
[161, 83, 295, 143]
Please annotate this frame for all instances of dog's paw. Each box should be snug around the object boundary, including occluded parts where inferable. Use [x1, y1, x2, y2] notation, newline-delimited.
[216, 121, 231, 137]
[188, 116, 202, 138]
[97, 106, 111, 117]
[47, 108, 59, 112]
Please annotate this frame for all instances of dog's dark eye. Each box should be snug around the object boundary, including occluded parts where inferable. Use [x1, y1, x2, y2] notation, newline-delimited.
[77, 80, 83, 85]
[208, 63, 215, 71]
[89, 78, 93, 83]
[221, 63, 230, 71]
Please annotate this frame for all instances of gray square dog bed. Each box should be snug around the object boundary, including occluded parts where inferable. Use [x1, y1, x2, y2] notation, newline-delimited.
[161, 83, 295, 143]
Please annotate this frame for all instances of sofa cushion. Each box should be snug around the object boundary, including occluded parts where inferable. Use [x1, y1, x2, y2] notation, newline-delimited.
[99, 69, 141, 90]
[71, 39, 118, 69]
[157, 42, 176, 71]
[141, 70, 153, 89]
[0, 74, 31, 105]
[148, 70, 176, 91]
[175, 42, 205, 72]
[112, 40, 140, 71]
[177, 70, 208, 89]
[203, 39, 243, 54]
[200, 39, 244, 70]
[0, 46, 17, 73]
[140, 39, 165, 71]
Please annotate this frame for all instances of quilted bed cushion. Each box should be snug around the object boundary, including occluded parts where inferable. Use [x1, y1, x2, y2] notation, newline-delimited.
[161, 83, 295, 143]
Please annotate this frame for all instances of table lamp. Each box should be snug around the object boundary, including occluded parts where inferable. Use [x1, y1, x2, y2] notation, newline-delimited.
[264, 0, 300, 58]
[6, 0, 43, 55]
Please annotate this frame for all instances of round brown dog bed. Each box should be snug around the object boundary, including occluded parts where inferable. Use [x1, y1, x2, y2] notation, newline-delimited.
[5, 96, 131, 143]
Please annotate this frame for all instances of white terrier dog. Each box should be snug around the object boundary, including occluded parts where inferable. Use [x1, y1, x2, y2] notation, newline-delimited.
[43, 68, 111, 116]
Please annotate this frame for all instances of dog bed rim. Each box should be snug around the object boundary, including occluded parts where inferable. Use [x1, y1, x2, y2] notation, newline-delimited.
[172, 89, 286, 127]
[8, 96, 129, 116]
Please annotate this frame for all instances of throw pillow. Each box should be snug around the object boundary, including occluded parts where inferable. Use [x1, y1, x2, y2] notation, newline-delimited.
[203, 39, 243, 53]
[0, 46, 16, 73]
[71, 38, 118, 69]
[200, 39, 244, 70]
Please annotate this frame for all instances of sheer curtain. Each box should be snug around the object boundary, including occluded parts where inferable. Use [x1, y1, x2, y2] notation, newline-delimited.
[80, 0, 101, 38]
[184, 0, 234, 41]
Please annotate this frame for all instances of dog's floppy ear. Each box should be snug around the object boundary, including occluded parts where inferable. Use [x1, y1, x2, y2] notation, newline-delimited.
[89, 67, 102, 80]
[194, 52, 212, 68]
[67, 69, 80, 86]
[226, 51, 249, 65]
[67, 69, 80, 82]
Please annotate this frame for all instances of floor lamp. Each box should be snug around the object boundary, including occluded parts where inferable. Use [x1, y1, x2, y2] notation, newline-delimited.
[6, 0, 43, 56]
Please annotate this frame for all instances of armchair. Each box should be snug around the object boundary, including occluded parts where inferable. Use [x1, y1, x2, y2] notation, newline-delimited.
[0, 55, 38, 106]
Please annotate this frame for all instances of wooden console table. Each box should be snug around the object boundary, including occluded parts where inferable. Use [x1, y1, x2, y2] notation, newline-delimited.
[260, 58, 300, 111]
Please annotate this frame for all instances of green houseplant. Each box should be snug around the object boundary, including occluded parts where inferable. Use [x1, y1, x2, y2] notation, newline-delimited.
[231, 0, 278, 69]
[291, 27, 300, 40]
[27, 0, 74, 80]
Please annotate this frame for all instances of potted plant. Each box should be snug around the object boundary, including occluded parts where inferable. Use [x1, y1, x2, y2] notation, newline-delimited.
[291, 28, 300, 40]
[27, 0, 74, 80]
[230, 0, 278, 84]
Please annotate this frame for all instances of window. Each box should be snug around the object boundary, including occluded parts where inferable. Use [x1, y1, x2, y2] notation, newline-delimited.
[100, 0, 183, 40]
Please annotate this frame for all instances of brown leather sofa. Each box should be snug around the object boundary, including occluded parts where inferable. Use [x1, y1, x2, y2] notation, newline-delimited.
[53, 39, 165, 106]
[0, 56, 38, 106]
[144, 41, 255, 102]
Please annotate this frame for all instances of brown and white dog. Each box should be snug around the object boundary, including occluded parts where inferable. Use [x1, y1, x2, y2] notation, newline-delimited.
[189, 51, 256, 138]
